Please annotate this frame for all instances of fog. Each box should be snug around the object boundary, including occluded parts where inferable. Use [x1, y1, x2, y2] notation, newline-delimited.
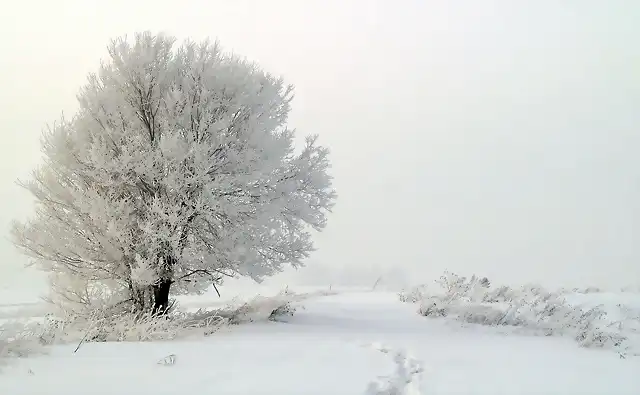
[1, 1, 638, 296]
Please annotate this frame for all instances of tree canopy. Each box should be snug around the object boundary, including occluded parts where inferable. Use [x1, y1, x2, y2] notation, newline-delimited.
[12, 32, 336, 314]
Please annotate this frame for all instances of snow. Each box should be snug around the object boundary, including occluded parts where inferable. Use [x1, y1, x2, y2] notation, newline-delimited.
[2, 289, 640, 394]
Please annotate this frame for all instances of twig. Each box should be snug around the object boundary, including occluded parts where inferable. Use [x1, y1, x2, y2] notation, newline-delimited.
[73, 326, 93, 353]
[175, 269, 233, 282]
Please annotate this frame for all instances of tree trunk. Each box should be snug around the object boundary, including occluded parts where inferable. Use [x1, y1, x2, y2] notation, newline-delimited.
[152, 278, 172, 316]
[130, 282, 150, 313]
[151, 253, 177, 316]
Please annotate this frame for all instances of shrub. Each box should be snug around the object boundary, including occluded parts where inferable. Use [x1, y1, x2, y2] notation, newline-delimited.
[401, 272, 639, 355]
[1, 287, 332, 363]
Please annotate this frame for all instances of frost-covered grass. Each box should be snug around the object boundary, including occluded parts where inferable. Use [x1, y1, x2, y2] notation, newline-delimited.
[0, 284, 335, 361]
[399, 272, 640, 356]
[2, 283, 640, 394]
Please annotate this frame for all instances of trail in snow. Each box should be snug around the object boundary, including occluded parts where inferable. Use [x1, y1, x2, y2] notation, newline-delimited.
[364, 342, 424, 395]
[279, 292, 640, 394]
[1, 291, 639, 395]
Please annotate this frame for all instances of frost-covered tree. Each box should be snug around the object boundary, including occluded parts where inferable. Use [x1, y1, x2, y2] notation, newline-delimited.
[12, 32, 335, 315]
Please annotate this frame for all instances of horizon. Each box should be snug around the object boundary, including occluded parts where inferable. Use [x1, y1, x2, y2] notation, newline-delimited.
[1, 1, 639, 299]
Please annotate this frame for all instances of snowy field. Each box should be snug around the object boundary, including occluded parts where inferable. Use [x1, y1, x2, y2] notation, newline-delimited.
[1, 280, 640, 395]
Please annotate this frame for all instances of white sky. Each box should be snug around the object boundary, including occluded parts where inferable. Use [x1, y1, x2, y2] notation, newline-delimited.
[0, 0, 638, 293]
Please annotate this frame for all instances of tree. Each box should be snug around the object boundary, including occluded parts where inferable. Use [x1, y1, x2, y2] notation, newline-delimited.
[12, 32, 336, 315]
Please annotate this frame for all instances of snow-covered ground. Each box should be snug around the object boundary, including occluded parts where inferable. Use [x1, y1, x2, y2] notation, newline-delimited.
[1, 286, 639, 395]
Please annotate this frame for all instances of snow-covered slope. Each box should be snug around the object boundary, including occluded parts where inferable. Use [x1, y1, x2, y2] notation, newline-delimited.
[1, 290, 639, 394]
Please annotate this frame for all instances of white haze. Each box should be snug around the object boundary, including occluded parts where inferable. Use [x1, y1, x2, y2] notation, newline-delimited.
[0, 0, 638, 296]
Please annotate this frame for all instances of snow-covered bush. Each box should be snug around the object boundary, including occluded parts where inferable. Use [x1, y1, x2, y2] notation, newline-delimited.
[401, 272, 640, 355]
[398, 284, 429, 303]
[0, 287, 330, 363]
[0, 304, 226, 360]
[215, 288, 336, 325]
[0, 321, 49, 360]
[417, 297, 449, 318]
[268, 302, 297, 322]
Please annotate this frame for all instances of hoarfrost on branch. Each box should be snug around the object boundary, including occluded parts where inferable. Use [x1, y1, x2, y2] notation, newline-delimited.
[12, 31, 336, 314]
